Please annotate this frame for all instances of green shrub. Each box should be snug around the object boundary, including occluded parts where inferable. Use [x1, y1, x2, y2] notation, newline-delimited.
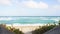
[13, 29, 24, 34]
[32, 25, 56, 34]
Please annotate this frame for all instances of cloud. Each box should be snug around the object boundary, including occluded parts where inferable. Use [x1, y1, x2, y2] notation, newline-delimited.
[0, 0, 60, 16]
[17, 0, 48, 9]
[46, 4, 60, 14]
[57, 0, 60, 2]
[53, 5, 60, 10]
[0, 0, 12, 5]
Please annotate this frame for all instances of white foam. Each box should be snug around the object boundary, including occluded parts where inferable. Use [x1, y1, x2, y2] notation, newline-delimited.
[0, 17, 12, 20]
[6, 23, 44, 26]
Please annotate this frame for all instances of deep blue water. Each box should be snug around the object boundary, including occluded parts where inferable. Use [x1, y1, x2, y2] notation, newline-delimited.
[0, 16, 60, 24]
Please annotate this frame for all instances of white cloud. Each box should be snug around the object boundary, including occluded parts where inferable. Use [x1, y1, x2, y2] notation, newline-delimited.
[17, 0, 48, 9]
[57, 0, 60, 2]
[24, 1, 48, 9]
[53, 5, 60, 10]
[0, 0, 12, 5]
[46, 5, 60, 14]
[38, 2, 48, 9]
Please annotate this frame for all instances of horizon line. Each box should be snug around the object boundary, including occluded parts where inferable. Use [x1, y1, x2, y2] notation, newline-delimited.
[0, 16, 60, 17]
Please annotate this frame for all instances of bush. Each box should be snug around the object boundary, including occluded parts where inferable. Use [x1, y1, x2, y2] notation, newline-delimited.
[32, 25, 56, 34]
[13, 29, 24, 34]
[6, 26, 24, 34]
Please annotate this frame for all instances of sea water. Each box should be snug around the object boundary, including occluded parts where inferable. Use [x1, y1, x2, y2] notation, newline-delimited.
[0, 16, 60, 24]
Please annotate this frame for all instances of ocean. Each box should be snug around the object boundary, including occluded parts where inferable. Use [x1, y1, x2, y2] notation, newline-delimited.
[0, 16, 60, 24]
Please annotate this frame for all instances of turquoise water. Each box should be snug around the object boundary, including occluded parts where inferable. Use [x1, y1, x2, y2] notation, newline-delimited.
[0, 16, 60, 24]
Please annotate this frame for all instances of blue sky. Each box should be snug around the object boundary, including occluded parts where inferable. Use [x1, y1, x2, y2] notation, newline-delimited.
[0, 0, 60, 16]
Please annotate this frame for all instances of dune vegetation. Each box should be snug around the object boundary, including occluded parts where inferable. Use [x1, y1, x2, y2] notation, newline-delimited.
[0, 20, 60, 34]
[32, 20, 60, 34]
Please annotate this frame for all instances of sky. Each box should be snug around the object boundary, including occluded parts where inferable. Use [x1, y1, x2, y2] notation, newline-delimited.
[0, 0, 60, 16]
